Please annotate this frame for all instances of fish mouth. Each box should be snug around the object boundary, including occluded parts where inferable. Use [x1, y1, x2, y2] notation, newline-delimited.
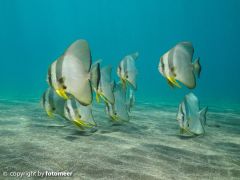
[110, 115, 123, 122]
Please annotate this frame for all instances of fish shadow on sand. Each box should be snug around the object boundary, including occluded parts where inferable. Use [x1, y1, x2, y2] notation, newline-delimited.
[71, 129, 98, 136]
[174, 135, 195, 139]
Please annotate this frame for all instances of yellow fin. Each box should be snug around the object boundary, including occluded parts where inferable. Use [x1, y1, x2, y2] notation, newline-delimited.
[167, 77, 182, 88]
[96, 93, 100, 103]
[46, 111, 55, 119]
[180, 128, 184, 134]
[121, 79, 127, 90]
[73, 121, 84, 130]
[184, 128, 196, 137]
[110, 116, 116, 122]
[100, 94, 110, 104]
[166, 78, 175, 90]
[112, 116, 123, 122]
[56, 90, 71, 100]
[73, 120, 91, 128]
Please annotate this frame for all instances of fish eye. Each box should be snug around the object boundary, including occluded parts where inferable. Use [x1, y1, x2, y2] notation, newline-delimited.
[188, 124, 189, 127]
[126, 75, 128, 78]
[115, 113, 117, 115]
[52, 107, 56, 110]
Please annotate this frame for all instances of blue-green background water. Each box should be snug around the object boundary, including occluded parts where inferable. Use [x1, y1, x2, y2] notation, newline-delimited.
[1, 0, 240, 103]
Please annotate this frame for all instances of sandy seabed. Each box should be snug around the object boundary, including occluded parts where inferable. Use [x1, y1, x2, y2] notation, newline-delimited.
[0, 94, 239, 180]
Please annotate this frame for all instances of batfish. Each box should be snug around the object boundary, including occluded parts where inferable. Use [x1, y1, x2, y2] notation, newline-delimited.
[158, 41, 201, 90]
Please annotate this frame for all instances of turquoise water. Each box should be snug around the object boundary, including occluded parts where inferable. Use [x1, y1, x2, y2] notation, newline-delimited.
[0, 1, 240, 179]
[1, 0, 240, 101]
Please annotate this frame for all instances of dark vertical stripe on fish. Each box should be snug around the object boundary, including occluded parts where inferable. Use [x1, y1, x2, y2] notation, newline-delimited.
[49, 87, 54, 103]
[160, 57, 165, 76]
[47, 65, 54, 89]
[56, 56, 64, 82]
[42, 89, 47, 108]
[123, 60, 127, 73]
[183, 98, 189, 118]
[168, 48, 175, 77]
[89, 50, 92, 72]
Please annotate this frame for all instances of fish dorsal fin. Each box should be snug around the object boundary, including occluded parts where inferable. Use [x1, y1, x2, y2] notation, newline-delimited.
[91, 59, 103, 70]
[129, 52, 139, 61]
[176, 41, 194, 62]
[101, 64, 113, 83]
[199, 106, 208, 126]
[63, 39, 91, 72]
[110, 80, 116, 91]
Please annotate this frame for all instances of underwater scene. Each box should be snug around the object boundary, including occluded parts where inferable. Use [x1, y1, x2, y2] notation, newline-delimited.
[0, 1, 240, 180]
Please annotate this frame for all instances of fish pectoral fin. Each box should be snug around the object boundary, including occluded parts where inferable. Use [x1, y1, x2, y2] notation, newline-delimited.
[46, 111, 55, 119]
[187, 117, 193, 123]
[184, 128, 196, 137]
[73, 121, 85, 130]
[166, 78, 175, 90]
[58, 76, 66, 84]
[180, 128, 184, 134]
[167, 77, 182, 88]
[96, 93, 100, 104]
[171, 66, 178, 72]
[121, 78, 127, 90]
[56, 90, 71, 100]
[73, 120, 91, 128]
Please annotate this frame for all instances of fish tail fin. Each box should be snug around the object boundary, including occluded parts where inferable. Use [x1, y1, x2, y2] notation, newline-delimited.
[137, 67, 141, 80]
[90, 63, 100, 89]
[199, 106, 208, 126]
[192, 57, 201, 78]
